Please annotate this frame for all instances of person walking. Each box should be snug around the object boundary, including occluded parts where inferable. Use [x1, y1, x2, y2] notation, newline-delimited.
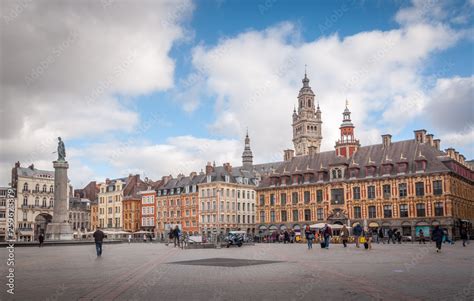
[284, 230, 289, 244]
[38, 233, 44, 248]
[432, 225, 443, 252]
[419, 229, 426, 244]
[443, 229, 454, 245]
[93, 227, 105, 257]
[323, 224, 332, 249]
[378, 228, 384, 244]
[173, 225, 180, 247]
[460, 227, 468, 247]
[340, 225, 349, 248]
[387, 229, 394, 244]
[304, 226, 313, 250]
[128, 234, 132, 244]
[353, 223, 363, 248]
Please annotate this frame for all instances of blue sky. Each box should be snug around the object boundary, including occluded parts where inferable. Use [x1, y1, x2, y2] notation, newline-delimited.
[1, 0, 473, 187]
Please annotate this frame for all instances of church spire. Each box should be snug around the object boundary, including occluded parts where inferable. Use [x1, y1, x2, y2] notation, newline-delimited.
[335, 100, 360, 158]
[242, 130, 253, 169]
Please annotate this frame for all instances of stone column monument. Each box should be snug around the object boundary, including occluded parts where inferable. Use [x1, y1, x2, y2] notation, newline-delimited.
[46, 137, 73, 240]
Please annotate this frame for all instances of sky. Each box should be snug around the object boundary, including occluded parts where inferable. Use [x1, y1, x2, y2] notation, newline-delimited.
[1, 0, 473, 189]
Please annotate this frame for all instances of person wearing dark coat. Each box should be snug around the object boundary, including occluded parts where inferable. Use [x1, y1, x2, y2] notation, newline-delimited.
[432, 225, 444, 252]
[93, 228, 105, 256]
[460, 227, 468, 247]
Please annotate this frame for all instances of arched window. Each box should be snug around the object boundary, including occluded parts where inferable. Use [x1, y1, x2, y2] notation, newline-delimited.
[308, 99, 311, 107]
[35, 184, 40, 192]
[23, 196, 28, 206]
[35, 197, 39, 206]
[42, 197, 47, 207]
[42, 184, 47, 192]
[49, 198, 54, 207]
[49, 185, 53, 193]
[23, 183, 28, 192]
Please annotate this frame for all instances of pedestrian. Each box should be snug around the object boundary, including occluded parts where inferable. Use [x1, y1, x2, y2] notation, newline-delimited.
[38, 233, 44, 247]
[323, 224, 332, 249]
[284, 230, 289, 244]
[418, 229, 426, 244]
[340, 225, 349, 248]
[143, 234, 147, 243]
[460, 227, 468, 247]
[173, 225, 180, 247]
[93, 227, 105, 257]
[353, 223, 363, 248]
[396, 231, 402, 244]
[304, 226, 313, 250]
[128, 234, 132, 244]
[387, 229, 394, 244]
[443, 229, 454, 245]
[363, 229, 372, 250]
[432, 225, 443, 252]
[378, 228, 384, 244]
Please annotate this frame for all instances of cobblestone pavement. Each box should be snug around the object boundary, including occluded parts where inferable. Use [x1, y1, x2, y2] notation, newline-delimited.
[1, 241, 473, 300]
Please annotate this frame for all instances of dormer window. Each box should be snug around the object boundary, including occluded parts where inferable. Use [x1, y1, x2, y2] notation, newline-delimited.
[397, 163, 408, 174]
[225, 175, 230, 183]
[416, 161, 426, 172]
[383, 164, 392, 175]
[243, 178, 249, 185]
[331, 167, 344, 180]
[366, 166, 376, 177]
[207, 175, 211, 183]
[349, 168, 359, 178]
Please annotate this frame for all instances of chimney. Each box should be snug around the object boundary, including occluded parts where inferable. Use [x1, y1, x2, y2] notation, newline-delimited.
[161, 175, 172, 185]
[414, 129, 427, 143]
[205, 162, 214, 174]
[15, 161, 20, 168]
[189, 171, 197, 178]
[28, 164, 34, 170]
[223, 163, 232, 173]
[445, 148, 455, 159]
[382, 134, 392, 148]
[284, 149, 295, 162]
[426, 134, 434, 147]
[308, 146, 317, 156]
[433, 139, 441, 151]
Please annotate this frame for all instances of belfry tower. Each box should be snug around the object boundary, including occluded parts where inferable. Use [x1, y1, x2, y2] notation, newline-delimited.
[292, 72, 323, 156]
[335, 101, 360, 158]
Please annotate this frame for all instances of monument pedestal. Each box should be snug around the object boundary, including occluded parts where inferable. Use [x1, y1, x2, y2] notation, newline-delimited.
[45, 160, 74, 241]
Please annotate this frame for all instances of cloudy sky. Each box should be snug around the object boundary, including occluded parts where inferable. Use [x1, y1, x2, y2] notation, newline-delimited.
[1, 0, 473, 189]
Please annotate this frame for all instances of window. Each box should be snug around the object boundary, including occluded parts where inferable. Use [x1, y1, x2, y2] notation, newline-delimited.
[35, 197, 39, 206]
[281, 210, 287, 222]
[292, 210, 299, 222]
[42, 184, 47, 192]
[353, 187, 360, 200]
[280, 193, 286, 206]
[399, 204, 408, 217]
[23, 196, 28, 206]
[317, 208, 324, 220]
[383, 184, 391, 199]
[331, 188, 344, 205]
[23, 183, 28, 191]
[399, 183, 407, 198]
[316, 190, 323, 203]
[270, 194, 275, 206]
[433, 180, 443, 195]
[304, 191, 310, 204]
[42, 197, 46, 207]
[416, 203, 425, 217]
[270, 211, 275, 222]
[368, 206, 376, 218]
[434, 202, 444, 216]
[331, 168, 343, 179]
[367, 186, 375, 199]
[353, 207, 361, 219]
[259, 211, 265, 223]
[304, 209, 311, 221]
[108, 208, 112, 214]
[415, 182, 424, 196]
[49, 185, 53, 193]
[259, 195, 265, 206]
[292, 192, 298, 204]
[383, 205, 392, 218]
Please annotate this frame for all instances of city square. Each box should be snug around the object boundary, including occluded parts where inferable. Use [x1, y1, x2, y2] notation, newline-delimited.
[1, 242, 473, 300]
[1, 0, 473, 300]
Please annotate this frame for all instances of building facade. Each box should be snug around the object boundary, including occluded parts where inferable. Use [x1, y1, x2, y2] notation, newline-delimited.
[69, 197, 91, 236]
[257, 103, 474, 239]
[11, 162, 57, 241]
[0, 187, 9, 241]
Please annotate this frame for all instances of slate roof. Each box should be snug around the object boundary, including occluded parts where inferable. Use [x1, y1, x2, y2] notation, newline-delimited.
[16, 167, 54, 178]
[258, 139, 465, 188]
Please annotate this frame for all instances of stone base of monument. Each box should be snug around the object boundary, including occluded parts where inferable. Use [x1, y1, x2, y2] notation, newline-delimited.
[45, 223, 74, 241]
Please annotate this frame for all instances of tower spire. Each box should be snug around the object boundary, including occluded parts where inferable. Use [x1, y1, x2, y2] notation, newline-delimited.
[242, 130, 253, 169]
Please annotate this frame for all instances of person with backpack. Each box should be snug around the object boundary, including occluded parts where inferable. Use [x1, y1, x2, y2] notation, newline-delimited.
[304, 226, 314, 250]
[322, 224, 332, 249]
[353, 223, 363, 248]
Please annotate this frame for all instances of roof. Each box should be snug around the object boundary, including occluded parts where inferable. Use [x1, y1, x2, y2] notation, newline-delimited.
[259, 139, 462, 188]
[16, 167, 54, 178]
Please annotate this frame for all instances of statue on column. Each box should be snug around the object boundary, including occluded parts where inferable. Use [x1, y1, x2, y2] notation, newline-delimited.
[57, 137, 66, 161]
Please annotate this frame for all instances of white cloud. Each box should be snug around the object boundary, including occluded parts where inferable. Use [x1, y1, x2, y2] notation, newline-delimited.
[0, 0, 194, 186]
[182, 16, 463, 163]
